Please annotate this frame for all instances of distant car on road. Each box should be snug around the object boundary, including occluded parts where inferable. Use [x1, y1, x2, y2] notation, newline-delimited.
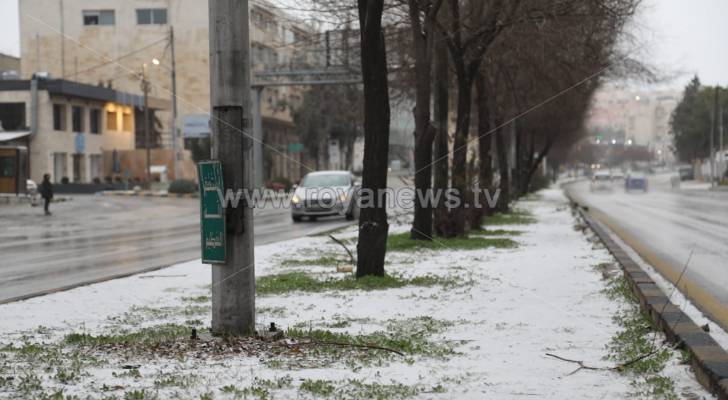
[612, 171, 625, 181]
[590, 171, 613, 192]
[290, 171, 360, 222]
[678, 165, 694, 181]
[625, 173, 648, 192]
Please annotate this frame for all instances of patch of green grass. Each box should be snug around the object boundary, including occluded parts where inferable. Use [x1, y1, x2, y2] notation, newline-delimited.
[124, 389, 154, 400]
[182, 304, 210, 316]
[281, 256, 342, 267]
[287, 316, 459, 359]
[181, 295, 210, 303]
[300, 379, 336, 396]
[64, 324, 190, 346]
[257, 305, 288, 317]
[257, 272, 462, 295]
[320, 317, 374, 329]
[603, 274, 676, 398]
[113, 368, 141, 379]
[54, 367, 78, 384]
[335, 379, 421, 399]
[470, 228, 523, 236]
[219, 377, 292, 400]
[17, 372, 42, 393]
[483, 209, 536, 226]
[154, 372, 198, 389]
[298, 378, 427, 399]
[632, 376, 678, 400]
[386, 232, 518, 252]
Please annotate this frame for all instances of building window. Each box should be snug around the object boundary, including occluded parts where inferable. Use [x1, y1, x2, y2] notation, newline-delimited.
[53, 104, 66, 131]
[53, 152, 67, 183]
[72, 106, 84, 132]
[136, 8, 167, 25]
[89, 154, 102, 181]
[89, 109, 101, 134]
[0, 156, 15, 177]
[83, 10, 115, 26]
[0, 102, 26, 131]
[106, 110, 117, 131]
[122, 112, 133, 132]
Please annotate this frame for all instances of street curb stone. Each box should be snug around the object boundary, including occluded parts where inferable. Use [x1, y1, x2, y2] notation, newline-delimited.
[575, 205, 728, 399]
[100, 190, 199, 199]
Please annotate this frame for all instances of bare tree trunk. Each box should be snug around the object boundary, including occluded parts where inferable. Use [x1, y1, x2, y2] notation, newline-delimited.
[408, 0, 444, 241]
[523, 137, 555, 193]
[451, 72, 473, 235]
[472, 73, 492, 227]
[356, 0, 390, 278]
[411, 123, 434, 239]
[409, 2, 434, 240]
[432, 29, 449, 236]
[495, 124, 510, 213]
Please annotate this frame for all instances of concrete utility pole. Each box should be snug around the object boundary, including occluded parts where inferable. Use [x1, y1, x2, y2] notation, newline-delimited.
[720, 86, 724, 153]
[169, 27, 180, 180]
[208, 0, 255, 335]
[141, 63, 152, 185]
[252, 87, 263, 188]
[710, 87, 718, 188]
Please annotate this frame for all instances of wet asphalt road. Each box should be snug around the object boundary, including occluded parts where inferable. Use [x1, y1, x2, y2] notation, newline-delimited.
[0, 195, 354, 303]
[566, 174, 728, 328]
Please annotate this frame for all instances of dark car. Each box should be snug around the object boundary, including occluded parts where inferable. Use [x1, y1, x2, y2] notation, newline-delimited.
[625, 173, 648, 192]
[678, 165, 694, 181]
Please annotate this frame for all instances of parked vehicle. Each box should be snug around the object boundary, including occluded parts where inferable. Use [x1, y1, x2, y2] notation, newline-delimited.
[678, 165, 694, 181]
[625, 173, 648, 192]
[590, 171, 612, 192]
[290, 171, 360, 222]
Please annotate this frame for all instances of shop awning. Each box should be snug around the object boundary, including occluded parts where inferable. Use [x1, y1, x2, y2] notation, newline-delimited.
[0, 131, 30, 142]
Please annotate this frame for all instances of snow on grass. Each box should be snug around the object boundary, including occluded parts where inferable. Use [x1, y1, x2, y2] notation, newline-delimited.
[0, 188, 710, 399]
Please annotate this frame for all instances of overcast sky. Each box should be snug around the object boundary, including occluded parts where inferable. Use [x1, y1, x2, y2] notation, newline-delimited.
[0, 0, 726, 89]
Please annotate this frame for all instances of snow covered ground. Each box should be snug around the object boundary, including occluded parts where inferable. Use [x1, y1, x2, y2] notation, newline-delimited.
[0, 188, 711, 399]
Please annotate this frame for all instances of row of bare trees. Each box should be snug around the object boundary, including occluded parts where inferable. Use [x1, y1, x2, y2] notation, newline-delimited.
[347, 0, 642, 277]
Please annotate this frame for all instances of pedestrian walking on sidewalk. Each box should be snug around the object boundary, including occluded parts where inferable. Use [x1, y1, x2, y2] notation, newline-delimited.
[39, 174, 53, 215]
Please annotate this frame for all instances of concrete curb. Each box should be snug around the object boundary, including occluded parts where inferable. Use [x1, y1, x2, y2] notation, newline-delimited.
[100, 191, 199, 199]
[574, 205, 728, 399]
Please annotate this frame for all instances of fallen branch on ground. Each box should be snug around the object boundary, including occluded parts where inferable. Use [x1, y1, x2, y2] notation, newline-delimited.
[295, 339, 405, 356]
[546, 347, 663, 376]
[329, 235, 355, 265]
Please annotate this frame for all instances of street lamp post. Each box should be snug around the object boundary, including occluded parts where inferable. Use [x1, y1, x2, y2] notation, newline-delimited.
[153, 27, 180, 181]
[141, 63, 151, 185]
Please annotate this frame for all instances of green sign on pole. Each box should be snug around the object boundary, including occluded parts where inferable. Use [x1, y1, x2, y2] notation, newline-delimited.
[198, 161, 226, 264]
[288, 143, 304, 153]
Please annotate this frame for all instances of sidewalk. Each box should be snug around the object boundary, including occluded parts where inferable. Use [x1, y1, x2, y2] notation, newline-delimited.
[0, 189, 709, 399]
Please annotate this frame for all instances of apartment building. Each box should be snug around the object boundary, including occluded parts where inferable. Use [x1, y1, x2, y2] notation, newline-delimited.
[0, 53, 21, 75]
[586, 88, 680, 161]
[0, 78, 168, 183]
[19, 0, 320, 182]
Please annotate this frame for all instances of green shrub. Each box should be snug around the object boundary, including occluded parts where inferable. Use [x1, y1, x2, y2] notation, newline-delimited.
[168, 179, 198, 194]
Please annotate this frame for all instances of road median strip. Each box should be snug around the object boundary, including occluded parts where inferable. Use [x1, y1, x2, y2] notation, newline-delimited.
[575, 203, 728, 399]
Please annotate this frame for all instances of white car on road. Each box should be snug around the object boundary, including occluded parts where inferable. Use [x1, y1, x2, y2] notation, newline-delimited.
[590, 171, 612, 192]
[290, 171, 360, 222]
